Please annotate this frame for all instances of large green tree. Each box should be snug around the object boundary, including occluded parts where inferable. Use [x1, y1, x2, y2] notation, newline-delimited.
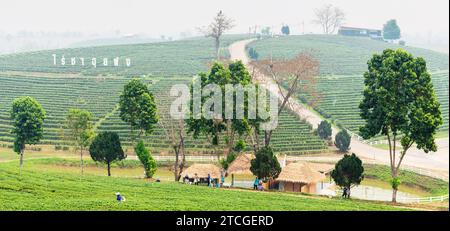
[119, 78, 159, 144]
[63, 108, 95, 175]
[186, 61, 255, 158]
[359, 49, 442, 202]
[89, 132, 126, 176]
[383, 19, 401, 40]
[331, 153, 364, 198]
[10, 96, 46, 169]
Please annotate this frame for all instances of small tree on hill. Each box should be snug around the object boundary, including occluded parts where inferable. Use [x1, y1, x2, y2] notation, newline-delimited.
[10, 96, 46, 170]
[119, 78, 159, 145]
[313, 4, 345, 34]
[63, 108, 95, 175]
[250, 147, 281, 180]
[199, 10, 234, 60]
[135, 140, 157, 178]
[89, 132, 126, 176]
[335, 130, 351, 152]
[383, 19, 401, 41]
[281, 25, 290, 35]
[331, 153, 364, 198]
[317, 120, 332, 140]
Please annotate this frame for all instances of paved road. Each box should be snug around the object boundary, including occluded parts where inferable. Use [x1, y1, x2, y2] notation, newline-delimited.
[228, 39, 449, 178]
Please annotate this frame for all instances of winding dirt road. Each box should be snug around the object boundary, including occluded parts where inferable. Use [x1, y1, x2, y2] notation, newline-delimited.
[229, 39, 449, 180]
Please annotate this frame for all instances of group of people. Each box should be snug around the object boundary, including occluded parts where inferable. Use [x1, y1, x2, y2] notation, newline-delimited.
[253, 177, 264, 191]
[183, 173, 226, 188]
[342, 186, 350, 198]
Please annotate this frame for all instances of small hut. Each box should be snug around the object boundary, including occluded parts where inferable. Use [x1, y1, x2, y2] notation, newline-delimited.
[277, 162, 326, 194]
[180, 164, 221, 185]
[227, 154, 254, 186]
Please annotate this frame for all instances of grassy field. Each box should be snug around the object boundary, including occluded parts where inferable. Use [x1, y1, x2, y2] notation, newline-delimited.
[247, 35, 449, 135]
[0, 158, 413, 211]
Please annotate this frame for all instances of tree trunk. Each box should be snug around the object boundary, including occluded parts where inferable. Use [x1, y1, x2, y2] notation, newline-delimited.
[391, 170, 398, 203]
[19, 148, 24, 170]
[392, 188, 398, 203]
[80, 149, 84, 175]
[107, 162, 111, 176]
[215, 38, 220, 60]
[174, 147, 179, 181]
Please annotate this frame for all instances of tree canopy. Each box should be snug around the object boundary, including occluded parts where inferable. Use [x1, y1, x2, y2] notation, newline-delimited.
[63, 108, 95, 174]
[281, 25, 290, 35]
[317, 120, 332, 140]
[335, 130, 351, 152]
[331, 153, 364, 198]
[359, 48, 442, 202]
[119, 78, 159, 142]
[89, 132, 126, 176]
[186, 61, 257, 157]
[250, 147, 281, 180]
[10, 96, 46, 169]
[383, 19, 401, 40]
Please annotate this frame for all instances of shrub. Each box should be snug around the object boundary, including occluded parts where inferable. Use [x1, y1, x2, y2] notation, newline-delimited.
[335, 130, 351, 152]
[317, 121, 332, 140]
[135, 140, 157, 178]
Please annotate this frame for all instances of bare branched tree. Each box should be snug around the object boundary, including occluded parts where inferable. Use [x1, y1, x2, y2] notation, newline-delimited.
[199, 10, 234, 60]
[251, 53, 320, 146]
[157, 97, 187, 182]
[313, 4, 345, 34]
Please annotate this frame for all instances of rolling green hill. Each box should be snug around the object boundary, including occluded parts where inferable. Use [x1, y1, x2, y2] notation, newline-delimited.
[247, 35, 449, 134]
[0, 35, 327, 154]
[0, 35, 252, 77]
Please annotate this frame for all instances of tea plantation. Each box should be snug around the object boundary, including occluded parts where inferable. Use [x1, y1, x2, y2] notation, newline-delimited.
[0, 33, 328, 154]
[247, 35, 449, 134]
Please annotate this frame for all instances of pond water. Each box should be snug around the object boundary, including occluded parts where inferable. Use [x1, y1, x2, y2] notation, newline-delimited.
[232, 180, 420, 202]
[341, 185, 419, 202]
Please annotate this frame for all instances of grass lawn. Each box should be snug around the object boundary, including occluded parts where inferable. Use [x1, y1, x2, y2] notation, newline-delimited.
[364, 164, 449, 196]
[0, 158, 412, 211]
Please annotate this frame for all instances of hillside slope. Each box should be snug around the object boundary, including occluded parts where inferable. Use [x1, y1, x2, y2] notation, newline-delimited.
[247, 35, 449, 133]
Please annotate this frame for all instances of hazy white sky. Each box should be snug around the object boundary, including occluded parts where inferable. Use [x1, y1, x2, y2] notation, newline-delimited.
[1, 0, 448, 39]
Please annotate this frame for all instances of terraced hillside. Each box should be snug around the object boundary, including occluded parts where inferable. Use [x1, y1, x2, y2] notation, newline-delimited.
[0, 74, 326, 154]
[0, 35, 251, 77]
[247, 35, 449, 134]
[0, 34, 327, 155]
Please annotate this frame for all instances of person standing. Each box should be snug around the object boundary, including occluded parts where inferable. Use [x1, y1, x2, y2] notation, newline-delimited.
[207, 174, 211, 187]
[194, 173, 199, 185]
[220, 174, 225, 187]
[253, 177, 259, 190]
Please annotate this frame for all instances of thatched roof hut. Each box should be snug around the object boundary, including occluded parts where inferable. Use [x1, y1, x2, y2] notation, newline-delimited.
[227, 154, 254, 175]
[181, 164, 221, 179]
[277, 162, 326, 184]
[308, 163, 335, 174]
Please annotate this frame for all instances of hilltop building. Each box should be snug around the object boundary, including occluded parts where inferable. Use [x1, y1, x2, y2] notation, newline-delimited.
[338, 26, 383, 40]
